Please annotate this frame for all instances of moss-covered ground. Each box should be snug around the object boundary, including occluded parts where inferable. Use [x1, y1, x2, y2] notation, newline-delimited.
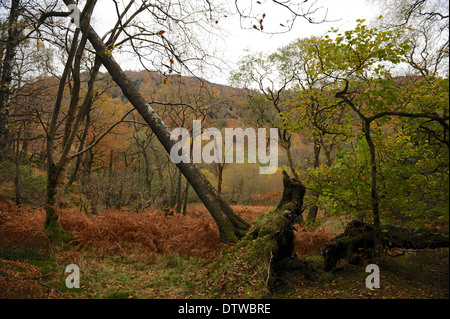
[1, 246, 447, 299]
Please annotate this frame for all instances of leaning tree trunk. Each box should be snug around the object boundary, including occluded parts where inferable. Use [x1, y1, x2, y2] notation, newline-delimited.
[64, 0, 249, 243]
[321, 220, 450, 272]
[207, 171, 315, 298]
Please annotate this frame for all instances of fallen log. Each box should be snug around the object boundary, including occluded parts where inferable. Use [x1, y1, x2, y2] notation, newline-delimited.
[321, 220, 449, 272]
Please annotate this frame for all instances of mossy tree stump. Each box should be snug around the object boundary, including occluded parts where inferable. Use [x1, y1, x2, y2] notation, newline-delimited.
[207, 171, 315, 297]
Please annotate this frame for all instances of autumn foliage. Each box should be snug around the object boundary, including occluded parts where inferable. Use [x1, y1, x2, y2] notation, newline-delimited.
[0, 200, 49, 252]
[63, 208, 222, 259]
[1, 199, 334, 299]
[0, 259, 52, 299]
[0, 199, 333, 260]
[294, 225, 336, 256]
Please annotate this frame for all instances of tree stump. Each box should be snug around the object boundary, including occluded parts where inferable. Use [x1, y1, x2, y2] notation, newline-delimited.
[207, 171, 315, 297]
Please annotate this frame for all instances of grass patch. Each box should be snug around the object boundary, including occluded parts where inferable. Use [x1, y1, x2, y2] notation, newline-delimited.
[105, 290, 137, 299]
[60, 251, 211, 299]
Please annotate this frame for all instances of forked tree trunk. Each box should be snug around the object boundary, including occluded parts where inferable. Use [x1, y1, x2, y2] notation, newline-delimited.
[65, 1, 250, 243]
[44, 3, 98, 244]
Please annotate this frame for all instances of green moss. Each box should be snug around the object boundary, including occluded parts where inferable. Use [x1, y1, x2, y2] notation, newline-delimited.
[44, 224, 72, 247]
[206, 232, 277, 298]
[221, 224, 240, 243]
[247, 209, 290, 239]
[328, 235, 363, 260]
[305, 255, 324, 268]
[1, 247, 50, 262]
[205, 204, 308, 297]
[318, 272, 334, 284]
[104, 290, 137, 299]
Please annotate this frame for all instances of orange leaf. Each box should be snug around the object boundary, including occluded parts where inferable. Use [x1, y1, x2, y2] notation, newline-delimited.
[158, 30, 166, 35]
[163, 78, 169, 85]
[257, 1, 261, 4]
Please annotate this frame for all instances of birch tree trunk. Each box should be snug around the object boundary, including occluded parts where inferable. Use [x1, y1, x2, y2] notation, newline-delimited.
[0, 0, 20, 161]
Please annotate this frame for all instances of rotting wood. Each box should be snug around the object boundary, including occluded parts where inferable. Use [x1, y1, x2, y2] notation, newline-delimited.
[321, 220, 449, 272]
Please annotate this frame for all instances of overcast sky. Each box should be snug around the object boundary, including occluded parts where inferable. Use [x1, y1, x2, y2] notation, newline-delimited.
[215, 0, 379, 83]
[89, 0, 380, 85]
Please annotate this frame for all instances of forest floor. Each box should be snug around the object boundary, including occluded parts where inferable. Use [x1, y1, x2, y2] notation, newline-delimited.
[0, 201, 448, 299]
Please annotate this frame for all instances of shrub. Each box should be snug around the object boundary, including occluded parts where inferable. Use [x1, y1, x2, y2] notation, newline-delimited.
[0, 258, 51, 298]
[0, 199, 49, 254]
[0, 161, 47, 206]
[294, 226, 336, 256]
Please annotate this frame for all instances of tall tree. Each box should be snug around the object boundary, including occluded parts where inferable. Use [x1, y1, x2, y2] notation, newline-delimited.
[304, 20, 448, 256]
[60, 0, 251, 243]
[0, 0, 20, 161]
[46, 0, 323, 243]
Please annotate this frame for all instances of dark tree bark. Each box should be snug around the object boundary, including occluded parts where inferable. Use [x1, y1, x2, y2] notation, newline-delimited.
[0, 0, 20, 161]
[307, 134, 321, 221]
[217, 163, 224, 195]
[13, 130, 21, 205]
[176, 169, 183, 214]
[67, 107, 91, 187]
[249, 171, 315, 284]
[322, 220, 450, 272]
[182, 180, 189, 215]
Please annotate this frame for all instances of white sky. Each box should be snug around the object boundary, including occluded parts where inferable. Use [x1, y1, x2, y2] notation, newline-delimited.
[88, 0, 380, 85]
[214, 0, 379, 84]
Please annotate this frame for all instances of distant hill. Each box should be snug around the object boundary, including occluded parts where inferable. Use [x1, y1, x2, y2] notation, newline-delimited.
[94, 69, 252, 122]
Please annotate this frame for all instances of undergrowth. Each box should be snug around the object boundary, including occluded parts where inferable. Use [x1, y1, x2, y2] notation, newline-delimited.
[0, 199, 379, 299]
